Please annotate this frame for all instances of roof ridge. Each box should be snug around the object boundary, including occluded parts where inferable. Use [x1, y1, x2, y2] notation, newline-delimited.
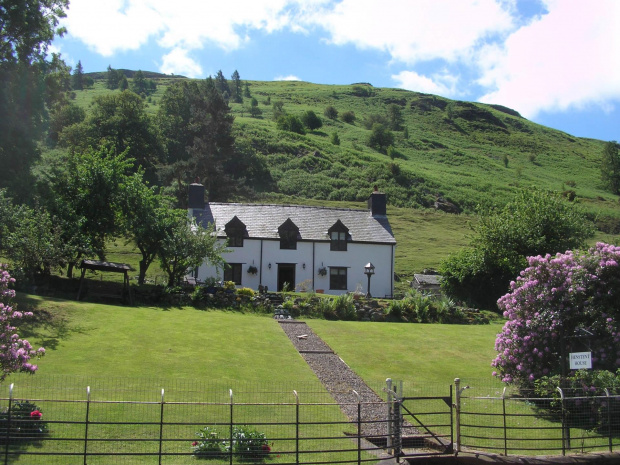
[208, 202, 366, 213]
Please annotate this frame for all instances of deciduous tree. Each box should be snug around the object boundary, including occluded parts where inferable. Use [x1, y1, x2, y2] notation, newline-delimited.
[324, 105, 338, 120]
[301, 110, 322, 131]
[440, 189, 595, 310]
[36, 146, 133, 277]
[158, 216, 226, 287]
[601, 141, 620, 194]
[4, 204, 66, 281]
[386, 104, 403, 130]
[367, 123, 394, 153]
[276, 114, 305, 135]
[121, 174, 176, 284]
[59, 91, 162, 180]
[0, 0, 69, 200]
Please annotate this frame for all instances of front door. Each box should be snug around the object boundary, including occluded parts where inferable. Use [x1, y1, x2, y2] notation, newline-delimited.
[277, 264, 296, 292]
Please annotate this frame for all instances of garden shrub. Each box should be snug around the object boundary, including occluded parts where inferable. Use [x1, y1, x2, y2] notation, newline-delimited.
[237, 287, 255, 297]
[532, 370, 620, 434]
[0, 401, 48, 444]
[191, 425, 271, 461]
[191, 426, 227, 458]
[230, 425, 271, 461]
[332, 293, 356, 320]
[492, 243, 620, 386]
[385, 290, 470, 324]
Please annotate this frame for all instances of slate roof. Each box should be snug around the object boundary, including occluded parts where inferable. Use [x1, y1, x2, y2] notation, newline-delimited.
[193, 203, 396, 244]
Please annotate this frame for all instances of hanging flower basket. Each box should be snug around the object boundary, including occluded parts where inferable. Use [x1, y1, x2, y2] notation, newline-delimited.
[247, 265, 258, 275]
[317, 267, 327, 276]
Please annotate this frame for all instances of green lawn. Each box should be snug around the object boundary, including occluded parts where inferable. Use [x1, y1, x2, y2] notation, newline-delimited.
[16, 294, 318, 383]
[8, 296, 369, 464]
[8, 295, 616, 459]
[307, 319, 503, 388]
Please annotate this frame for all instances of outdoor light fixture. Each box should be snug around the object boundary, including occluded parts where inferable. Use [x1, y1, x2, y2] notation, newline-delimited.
[364, 262, 375, 298]
[303, 263, 306, 269]
[268, 263, 272, 269]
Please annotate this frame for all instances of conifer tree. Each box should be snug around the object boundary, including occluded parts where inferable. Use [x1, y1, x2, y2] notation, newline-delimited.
[72, 60, 84, 90]
[231, 70, 242, 103]
[106, 65, 120, 89]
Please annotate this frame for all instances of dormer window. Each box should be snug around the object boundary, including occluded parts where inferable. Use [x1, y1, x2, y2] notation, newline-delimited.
[224, 216, 247, 248]
[278, 218, 299, 250]
[328, 220, 350, 251]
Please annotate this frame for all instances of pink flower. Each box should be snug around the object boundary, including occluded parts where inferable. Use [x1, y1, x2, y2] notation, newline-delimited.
[30, 410, 42, 419]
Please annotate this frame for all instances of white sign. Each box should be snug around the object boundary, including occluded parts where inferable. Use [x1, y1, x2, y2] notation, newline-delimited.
[569, 352, 592, 370]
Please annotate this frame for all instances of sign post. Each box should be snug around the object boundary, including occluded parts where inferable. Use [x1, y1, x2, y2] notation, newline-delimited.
[569, 352, 592, 370]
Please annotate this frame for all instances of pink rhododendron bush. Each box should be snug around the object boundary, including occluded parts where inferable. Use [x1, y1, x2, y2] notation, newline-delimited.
[492, 243, 620, 386]
[0, 265, 45, 381]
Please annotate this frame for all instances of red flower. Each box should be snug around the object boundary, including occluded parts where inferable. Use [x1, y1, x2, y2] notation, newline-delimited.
[261, 444, 271, 452]
[192, 441, 198, 447]
[30, 410, 42, 419]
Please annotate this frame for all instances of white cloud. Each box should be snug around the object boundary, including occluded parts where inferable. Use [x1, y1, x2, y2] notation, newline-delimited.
[310, 0, 515, 64]
[391, 70, 459, 97]
[274, 74, 301, 81]
[61, 0, 309, 56]
[477, 0, 620, 118]
[62, 0, 163, 55]
[160, 48, 203, 78]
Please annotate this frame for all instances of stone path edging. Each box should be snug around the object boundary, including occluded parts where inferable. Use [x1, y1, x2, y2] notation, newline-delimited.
[278, 320, 417, 438]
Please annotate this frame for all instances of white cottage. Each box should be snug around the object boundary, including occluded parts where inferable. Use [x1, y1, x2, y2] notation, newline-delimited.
[188, 184, 396, 297]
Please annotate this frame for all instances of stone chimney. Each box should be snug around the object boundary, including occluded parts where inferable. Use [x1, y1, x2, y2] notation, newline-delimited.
[368, 185, 386, 217]
[188, 183, 205, 211]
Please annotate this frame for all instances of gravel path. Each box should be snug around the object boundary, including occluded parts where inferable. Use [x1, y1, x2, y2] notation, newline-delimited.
[278, 320, 418, 438]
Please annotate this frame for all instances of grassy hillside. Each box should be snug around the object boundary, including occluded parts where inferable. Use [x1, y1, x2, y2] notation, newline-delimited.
[74, 76, 616, 222]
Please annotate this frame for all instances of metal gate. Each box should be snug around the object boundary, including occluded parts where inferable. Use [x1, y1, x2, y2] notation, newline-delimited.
[386, 379, 454, 461]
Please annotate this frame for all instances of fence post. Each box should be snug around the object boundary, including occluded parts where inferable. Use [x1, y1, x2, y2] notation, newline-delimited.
[4, 384, 13, 465]
[158, 388, 165, 465]
[229, 389, 234, 465]
[557, 386, 567, 456]
[293, 390, 299, 465]
[352, 390, 361, 465]
[449, 384, 454, 453]
[84, 386, 91, 465]
[454, 378, 461, 453]
[386, 378, 393, 454]
[393, 384, 402, 460]
[501, 386, 508, 456]
[605, 388, 612, 453]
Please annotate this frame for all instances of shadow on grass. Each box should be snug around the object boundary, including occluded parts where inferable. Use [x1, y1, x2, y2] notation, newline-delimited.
[15, 305, 90, 351]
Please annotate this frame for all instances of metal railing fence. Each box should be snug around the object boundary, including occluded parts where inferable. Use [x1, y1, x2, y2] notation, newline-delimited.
[456, 378, 620, 456]
[0, 376, 392, 465]
[3, 375, 620, 464]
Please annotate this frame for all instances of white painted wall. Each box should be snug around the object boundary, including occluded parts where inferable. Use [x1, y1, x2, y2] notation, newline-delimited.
[195, 238, 395, 297]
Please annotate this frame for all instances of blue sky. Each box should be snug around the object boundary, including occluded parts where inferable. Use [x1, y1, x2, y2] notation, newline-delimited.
[52, 0, 619, 142]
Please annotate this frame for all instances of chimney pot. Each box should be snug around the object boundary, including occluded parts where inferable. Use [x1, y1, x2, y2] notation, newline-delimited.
[188, 183, 205, 210]
[368, 190, 386, 216]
